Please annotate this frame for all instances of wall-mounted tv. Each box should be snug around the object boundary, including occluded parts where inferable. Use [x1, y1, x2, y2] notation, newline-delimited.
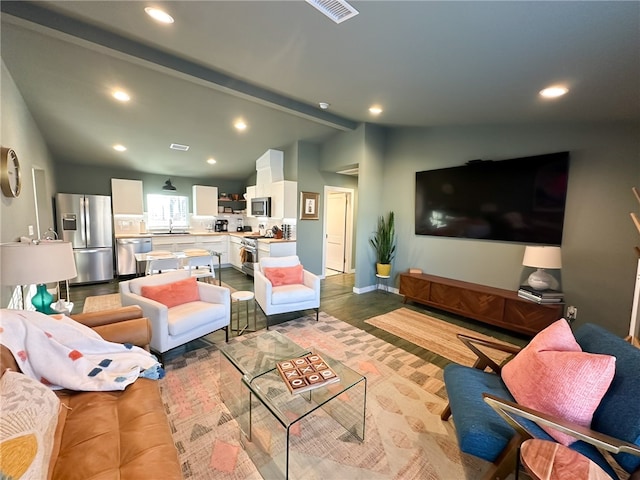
[415, 152, 569, 245]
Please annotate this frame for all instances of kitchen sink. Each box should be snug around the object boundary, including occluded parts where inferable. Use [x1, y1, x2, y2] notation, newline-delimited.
[151, 232, 191, 235]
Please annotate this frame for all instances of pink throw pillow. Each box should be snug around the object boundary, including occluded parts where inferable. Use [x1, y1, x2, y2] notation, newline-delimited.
[140, 277, 200, 308]
[501, 319, 616, 446]
[263, 265, 304, 287]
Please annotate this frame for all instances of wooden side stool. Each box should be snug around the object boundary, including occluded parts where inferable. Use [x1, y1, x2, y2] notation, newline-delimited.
[231, 290, 256, 336]
[519, 439, 610, 480]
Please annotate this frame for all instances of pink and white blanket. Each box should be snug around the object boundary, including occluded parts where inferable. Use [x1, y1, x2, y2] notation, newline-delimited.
[0, 309, 163, 391]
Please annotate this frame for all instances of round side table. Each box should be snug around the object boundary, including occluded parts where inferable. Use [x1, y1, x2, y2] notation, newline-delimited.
[375, 274, 391, 293]
[520, 439, 610, 480]
[231, 290, 256, 336]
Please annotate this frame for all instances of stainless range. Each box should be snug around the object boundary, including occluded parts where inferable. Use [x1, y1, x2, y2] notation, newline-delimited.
[241, 236, 260, 276]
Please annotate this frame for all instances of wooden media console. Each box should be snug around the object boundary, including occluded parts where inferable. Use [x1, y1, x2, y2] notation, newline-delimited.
[399, 272, 563, 336]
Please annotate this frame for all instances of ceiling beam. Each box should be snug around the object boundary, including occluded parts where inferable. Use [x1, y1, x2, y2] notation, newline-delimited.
[1, 1, 358, 131]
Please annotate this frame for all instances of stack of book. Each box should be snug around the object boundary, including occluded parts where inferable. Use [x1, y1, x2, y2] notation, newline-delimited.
[518, 285, 564, 304]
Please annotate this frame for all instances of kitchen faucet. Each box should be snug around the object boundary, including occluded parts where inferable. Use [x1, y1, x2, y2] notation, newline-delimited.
[169, 218, 173, 233]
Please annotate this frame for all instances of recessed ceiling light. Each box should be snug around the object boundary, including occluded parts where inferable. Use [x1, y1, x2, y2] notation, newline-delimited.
[112, 90, 130, 102]
[369, 106, 383, 115]
[234, 120, 247, 131]
[113, 144, 127, 152]
[207, 158, 217, 165]
[319, 102, 330, 110]
[539, 86, 569, 98]
[144, 7, 174, 24]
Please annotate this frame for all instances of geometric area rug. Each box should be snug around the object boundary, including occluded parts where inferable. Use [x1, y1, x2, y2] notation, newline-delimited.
[160, 312, 491, 479]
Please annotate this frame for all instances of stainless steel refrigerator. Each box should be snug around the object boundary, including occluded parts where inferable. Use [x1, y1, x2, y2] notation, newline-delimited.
[56, 193, 114, 284]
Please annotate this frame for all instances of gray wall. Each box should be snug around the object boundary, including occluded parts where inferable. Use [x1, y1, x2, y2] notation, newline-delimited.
[295, 141, 358, 275]
[320, 124, 388, 290]
[54, 163, 246, 212]
[379, 122, 640, 336]
[0, 62, 58, 306]
[0, 62, 57, 243]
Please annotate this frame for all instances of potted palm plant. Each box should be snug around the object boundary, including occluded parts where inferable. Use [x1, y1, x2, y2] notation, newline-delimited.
[370, 211, 396, 276]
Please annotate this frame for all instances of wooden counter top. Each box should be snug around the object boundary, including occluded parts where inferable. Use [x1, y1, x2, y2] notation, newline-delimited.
[115, 232, 228, 239]
[115, 232, 296, 242]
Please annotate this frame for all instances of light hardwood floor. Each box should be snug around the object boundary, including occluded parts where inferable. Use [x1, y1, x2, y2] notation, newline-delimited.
[69, 267, 529, 365]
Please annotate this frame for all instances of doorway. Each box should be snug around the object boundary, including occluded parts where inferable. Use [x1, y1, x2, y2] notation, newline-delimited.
[323, 186, 354, 277]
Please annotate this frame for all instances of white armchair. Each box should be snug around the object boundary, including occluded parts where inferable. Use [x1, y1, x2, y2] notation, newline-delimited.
[254, 255, 320, 329]
[119, 270, 230, 360]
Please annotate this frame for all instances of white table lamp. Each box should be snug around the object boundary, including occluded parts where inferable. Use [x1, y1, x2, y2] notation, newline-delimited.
[0, 241, 77, 313]
[522, 246, 562, 290]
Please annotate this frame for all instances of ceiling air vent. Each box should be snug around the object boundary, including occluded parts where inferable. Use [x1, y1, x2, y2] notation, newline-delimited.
[305, 0, 359, 24]
[169, 143, 189, 151]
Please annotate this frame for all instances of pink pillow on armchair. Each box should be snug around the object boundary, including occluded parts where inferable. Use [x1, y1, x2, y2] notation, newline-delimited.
[263, 265, 304, 286]
[140, 277, 200, 308]
[501, 319, 616, 446]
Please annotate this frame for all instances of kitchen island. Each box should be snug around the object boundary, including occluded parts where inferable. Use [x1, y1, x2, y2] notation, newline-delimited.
[115, 232, 296, 276]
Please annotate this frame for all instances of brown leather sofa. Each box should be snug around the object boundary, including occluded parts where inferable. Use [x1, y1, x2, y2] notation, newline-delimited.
[0, 306, 182, 480]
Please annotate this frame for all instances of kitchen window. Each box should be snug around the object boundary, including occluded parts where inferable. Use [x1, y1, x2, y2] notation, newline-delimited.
[146, 194, 189, 230]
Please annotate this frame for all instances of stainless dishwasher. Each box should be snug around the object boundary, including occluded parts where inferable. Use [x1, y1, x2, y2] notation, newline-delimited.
[116, 237, 152, 276]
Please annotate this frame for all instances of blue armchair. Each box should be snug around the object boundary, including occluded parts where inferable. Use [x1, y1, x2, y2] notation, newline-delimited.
[441, 323, 640, 480]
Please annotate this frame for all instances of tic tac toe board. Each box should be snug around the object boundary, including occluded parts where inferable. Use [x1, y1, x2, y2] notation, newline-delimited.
[276, 353, 340, 394]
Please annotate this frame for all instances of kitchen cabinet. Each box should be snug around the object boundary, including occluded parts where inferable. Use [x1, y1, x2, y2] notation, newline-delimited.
[229, 235, 243, 269]
[193, 185, 218, 216]
[270, 180, 297, 219]
[151, 235, 195, 252]
[246, 185, 256, 217]
[111, 178, 143, 215]
[258, 240, 296, 258]
[196, 235, 229, 265]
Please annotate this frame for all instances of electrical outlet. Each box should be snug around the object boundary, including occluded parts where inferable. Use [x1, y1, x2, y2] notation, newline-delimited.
[28, 225, 34, 236]
[566, 305, 578, 321]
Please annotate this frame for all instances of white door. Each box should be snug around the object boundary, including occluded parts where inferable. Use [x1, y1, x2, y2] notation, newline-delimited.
[326, 192, 347, 272]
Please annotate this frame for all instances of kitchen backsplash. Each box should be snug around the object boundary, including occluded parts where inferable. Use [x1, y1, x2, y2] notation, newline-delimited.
[114, 213, 295, 238]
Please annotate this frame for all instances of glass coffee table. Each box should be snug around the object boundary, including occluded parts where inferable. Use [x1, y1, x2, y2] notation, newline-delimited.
[219, 330, 367, 479]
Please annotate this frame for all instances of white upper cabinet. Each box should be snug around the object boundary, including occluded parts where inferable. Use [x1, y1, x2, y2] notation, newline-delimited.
[111, 178, 143, 215]
[271, 180, 297, 219]
[192, 185, 218, 216]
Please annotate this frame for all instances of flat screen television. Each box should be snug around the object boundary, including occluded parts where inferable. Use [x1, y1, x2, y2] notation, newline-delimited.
[415, 152, 569, 245]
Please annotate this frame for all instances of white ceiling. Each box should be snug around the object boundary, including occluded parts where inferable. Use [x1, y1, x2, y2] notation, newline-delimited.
[1, 1, 638, 180]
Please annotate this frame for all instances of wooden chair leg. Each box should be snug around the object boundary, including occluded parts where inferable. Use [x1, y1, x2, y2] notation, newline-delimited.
[225, 325, 229, 342]
[481, 435, 521, 480]
[315, 308, 319, 321]
[441, 403, 452, 420]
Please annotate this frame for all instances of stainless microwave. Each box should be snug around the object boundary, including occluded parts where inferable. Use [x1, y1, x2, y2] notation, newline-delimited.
[251, 196, 271, 217]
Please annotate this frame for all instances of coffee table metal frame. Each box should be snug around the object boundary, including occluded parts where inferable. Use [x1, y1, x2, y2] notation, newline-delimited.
[219, 330, 366, 479]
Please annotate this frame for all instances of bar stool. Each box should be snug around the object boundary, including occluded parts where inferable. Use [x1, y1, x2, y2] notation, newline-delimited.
[231, 290, 256, 336]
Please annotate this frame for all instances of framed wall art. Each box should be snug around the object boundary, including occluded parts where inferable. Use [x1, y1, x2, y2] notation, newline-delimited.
[300, 191, 319, 220]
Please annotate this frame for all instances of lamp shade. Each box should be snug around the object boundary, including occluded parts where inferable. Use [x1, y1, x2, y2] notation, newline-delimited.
[0, 241, 77, 286]
[522, 246, 562, 269]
